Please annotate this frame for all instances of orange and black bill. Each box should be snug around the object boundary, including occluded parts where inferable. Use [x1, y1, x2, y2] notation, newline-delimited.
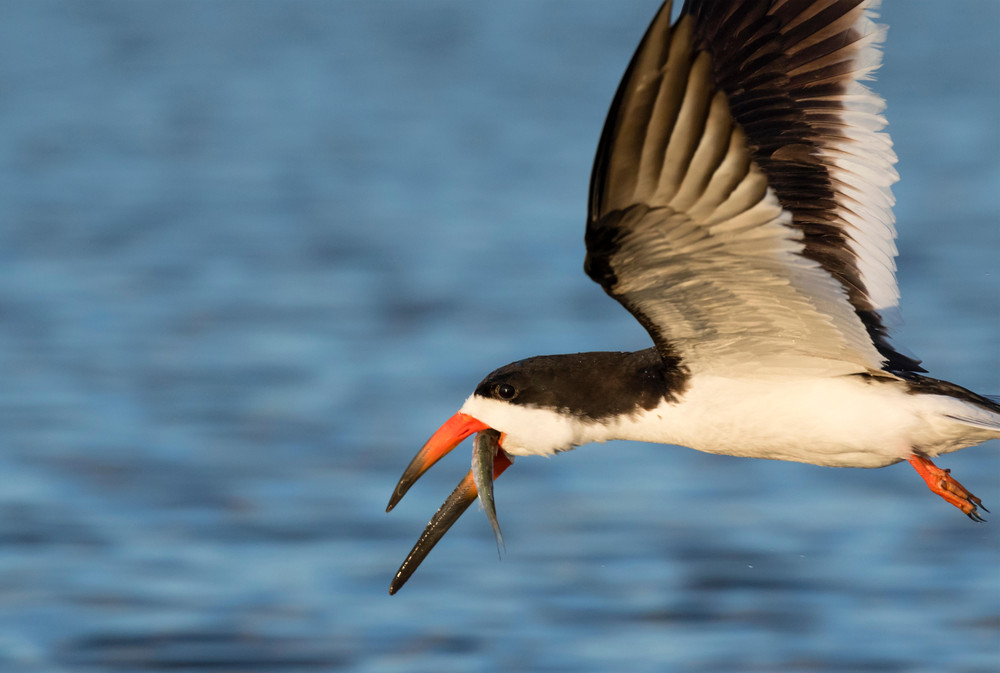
[386, 412, 488, 512]
[388, 447, 512, 595]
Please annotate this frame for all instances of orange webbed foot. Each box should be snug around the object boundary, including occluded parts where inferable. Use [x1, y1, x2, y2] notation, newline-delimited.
[908, 455, 988, 522]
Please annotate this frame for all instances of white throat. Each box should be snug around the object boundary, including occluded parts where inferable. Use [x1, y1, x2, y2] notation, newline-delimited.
[459, 395, 620, 457]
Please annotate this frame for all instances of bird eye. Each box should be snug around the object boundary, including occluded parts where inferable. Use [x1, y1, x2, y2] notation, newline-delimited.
[495, 383, 517, 400]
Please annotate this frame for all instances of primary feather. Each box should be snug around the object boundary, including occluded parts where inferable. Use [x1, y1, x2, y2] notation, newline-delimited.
[586, 0, 920, 377]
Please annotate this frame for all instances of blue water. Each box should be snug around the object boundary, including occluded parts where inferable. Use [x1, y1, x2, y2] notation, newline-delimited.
[0, 1, 997, 671]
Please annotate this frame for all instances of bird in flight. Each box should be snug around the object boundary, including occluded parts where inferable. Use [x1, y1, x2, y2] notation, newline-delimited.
[386, 0, 1000, 594]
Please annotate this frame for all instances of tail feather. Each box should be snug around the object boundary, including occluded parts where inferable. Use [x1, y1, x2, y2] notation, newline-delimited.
[945, 413, 1000, 433]
[901, 375, 1000, 436]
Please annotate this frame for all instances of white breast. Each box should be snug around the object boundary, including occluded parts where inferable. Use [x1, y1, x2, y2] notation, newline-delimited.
[617, 374, 998, 468]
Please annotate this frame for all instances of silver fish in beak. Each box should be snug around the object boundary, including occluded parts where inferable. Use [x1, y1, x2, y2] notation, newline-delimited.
[472, 429, 505, 554]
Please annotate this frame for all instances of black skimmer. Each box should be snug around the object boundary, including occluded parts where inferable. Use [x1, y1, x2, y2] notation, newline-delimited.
[386, 0, 1000, 594]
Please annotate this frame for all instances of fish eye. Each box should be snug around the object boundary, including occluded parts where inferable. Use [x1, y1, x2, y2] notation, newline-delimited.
[495, 383, 517, 400]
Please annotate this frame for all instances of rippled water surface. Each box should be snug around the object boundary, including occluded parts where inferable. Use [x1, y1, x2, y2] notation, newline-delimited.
[0, 1, 998, 672]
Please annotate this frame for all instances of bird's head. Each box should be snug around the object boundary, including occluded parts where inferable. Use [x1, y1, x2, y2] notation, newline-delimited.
[385, 354, 578, 516]
[385, 350, 671, 593]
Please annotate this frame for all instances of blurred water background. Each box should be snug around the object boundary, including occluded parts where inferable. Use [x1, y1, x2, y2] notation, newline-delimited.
[0, 1, 997, 671]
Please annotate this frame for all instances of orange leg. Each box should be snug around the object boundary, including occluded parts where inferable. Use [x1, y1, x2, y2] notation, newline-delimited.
[908, 455, 988, 522]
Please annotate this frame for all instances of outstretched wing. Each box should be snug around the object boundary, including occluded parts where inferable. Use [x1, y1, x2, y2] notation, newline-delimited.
[585, 0, 921, 377]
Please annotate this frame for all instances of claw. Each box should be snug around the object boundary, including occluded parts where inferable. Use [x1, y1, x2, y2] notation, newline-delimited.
[908, 455, 987, 521]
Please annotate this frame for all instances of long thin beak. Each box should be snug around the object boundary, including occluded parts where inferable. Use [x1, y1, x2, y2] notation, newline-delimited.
[386, 412, 489, 512]
[388, 449, 513, 595]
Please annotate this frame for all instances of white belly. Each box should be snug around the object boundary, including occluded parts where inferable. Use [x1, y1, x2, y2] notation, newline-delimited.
[617, 375, 980, 468]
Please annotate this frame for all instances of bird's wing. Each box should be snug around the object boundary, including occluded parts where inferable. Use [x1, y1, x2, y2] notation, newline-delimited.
[585, 0, 920, 377]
